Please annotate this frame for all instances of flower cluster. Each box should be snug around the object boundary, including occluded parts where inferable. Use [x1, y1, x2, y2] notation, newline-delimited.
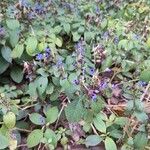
[75, 39, 85, 68]
[36, 47, 51, 61]
[0, 27, 5, 38]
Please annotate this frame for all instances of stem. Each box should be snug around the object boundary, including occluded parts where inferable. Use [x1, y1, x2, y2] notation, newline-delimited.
[90, 123, 99, 135]
[15, 127, 31, 133]
[55, 104, 65, 129]
[140, 81, 150, 101]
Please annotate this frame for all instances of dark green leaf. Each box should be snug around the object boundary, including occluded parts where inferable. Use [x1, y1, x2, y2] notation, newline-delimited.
[65, 99, 85, 122]
[29, 113, 45, 125]
[37, 77, 48, 95]
[10, 66, 23, 83]
[1, 46, 12, 63]
[0, 56, 9, 74]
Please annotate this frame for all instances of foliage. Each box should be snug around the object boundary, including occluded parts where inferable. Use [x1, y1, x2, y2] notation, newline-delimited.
[0, 0, 150, 149]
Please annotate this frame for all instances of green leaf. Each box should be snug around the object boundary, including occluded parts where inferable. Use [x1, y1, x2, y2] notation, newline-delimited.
[26, 36, 38, 56]
[73, 32, 81, 42]
[46, 84, 54, 95]
[0, 56, 9, 74]
[134, 133, 148, 149]
[1, 46, 12, 63]
[55, 38, 62, 47]
[3, 112, 16, 129]
[6, 19, 20, 30]
[29, 113, 45, 125]
[27, 129, 43, 148]
[37, 77, 48, 95]
[118, 39, 128, 49]
[46, 107, 59, 124]
[93, 114, 106, 133]
[105, 137, 117, 150]
[140, 70, 150, 82]
[78, 26, 85, 34]
[44, 129, 58, 147]
[84, 31, 95, 42]
[12, 44, 24, 58]
[0, 134, 9, 149]
[133, 111, 148, 122]
[53, 26, 62, 34]
[114, 117, 128, 126]
[101, 18, 108, 29]
[63, 23, 70, 34]
[85, 135, 102, 147]
[10, 66, 23, 83]
[9, 30, 19, 48]
[146, 37, 150, 48]
[65, 99, 85, 122]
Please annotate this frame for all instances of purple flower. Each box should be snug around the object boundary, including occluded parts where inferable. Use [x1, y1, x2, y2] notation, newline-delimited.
[91, 93, 97, 101]
[133, 34, 140, 40]
[45, 47, 51, 53]
[89, 67, 95, 76]
[111, 84, 117, 88]
[72, 79, 79, 85]
[27, 12, 36, 19]
[36, 53, 43, 60]
[113, 36, 119, 44]
[75, 41, 84, 55]
[95, 6, 100, 14]
[102, 31, 109, 40]
[99, 82, 107, 90]
[45, 47, 51, 58]
[138, 81, 147, 87]
[0, 27, 5, 37]
[56, 58, 63, 67]
[34, 3, 44, 14]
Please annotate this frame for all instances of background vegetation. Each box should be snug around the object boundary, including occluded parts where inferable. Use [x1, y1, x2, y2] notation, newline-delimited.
[0, 0, 150, 149]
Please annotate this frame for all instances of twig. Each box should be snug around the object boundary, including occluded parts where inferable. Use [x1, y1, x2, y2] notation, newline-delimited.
[22, 104, 37, 110]
[15, 127, 31, 133]
[37, 143, 42, 150]
[90, 123, 99, 135]
[140, 81, 150, 101]
[109, 69, 121, 83]
[55, 104, 65, 129]
[17, 144, 27, 148]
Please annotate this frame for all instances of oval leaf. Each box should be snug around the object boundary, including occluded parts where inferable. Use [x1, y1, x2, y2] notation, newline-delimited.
[85, 135, 102, 147]
[46, 107, 58, 124]
[140, 70, 150, 82]
[105, 137, 117, 150]
[26, 36, 38, 56]
[12, 44, 24, 58]
[3, 112, 16, 129]
[0, 134, 9, 149]
[0, 56, 9, 74]
[29, 113, 45, 125]
[37, 77, 48, 95]
[93, 115, 106, 133]
[27, 129, 43, 148]
[1, 46, 12, 63]
[10, 67, 23, 83]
